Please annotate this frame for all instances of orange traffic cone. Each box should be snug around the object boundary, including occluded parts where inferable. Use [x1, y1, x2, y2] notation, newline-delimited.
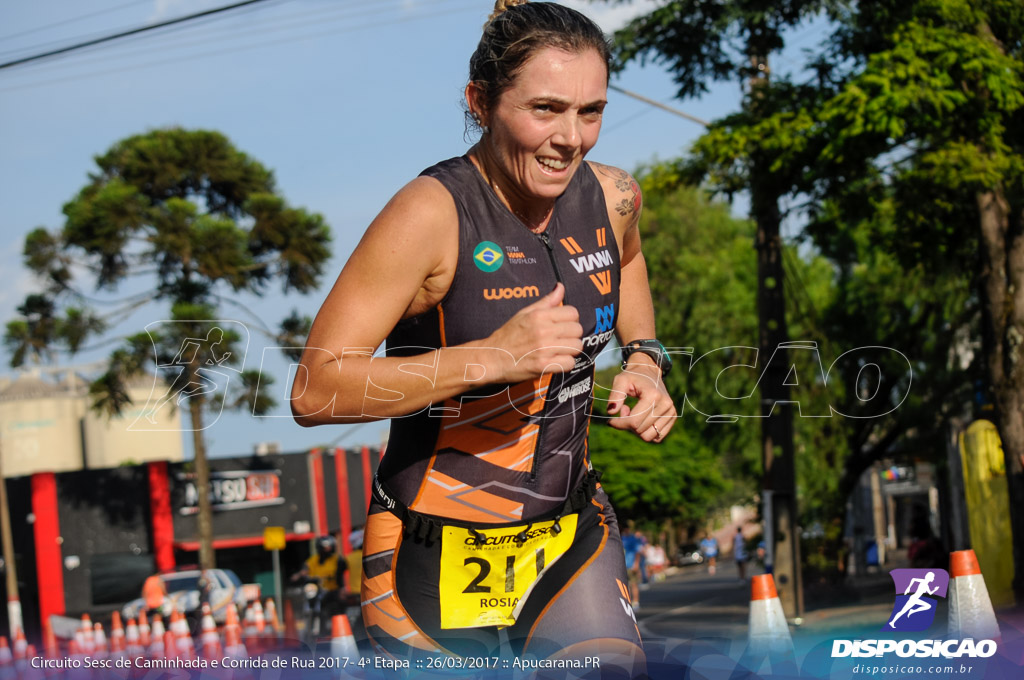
[743, 574, 794, 673]
[22, 645, 42, 680]
[948, 549, 1001, 640]
[163, 630, 177, 661]
[265, 599, 283, 637]
[199, 604, 222, 659]
[149, 615, 166, 658]
[67, 639, 86, 677]
[224, 622, 248, 660]
[330, 614, 358, 660]
[283, 599, 299, 643]
[93, 622, 108, 659]
[12, 633, 27, 679]
[125, 618, 144, 659]
[0, 637, 13, 672]
[110, 612, 125, 650]
[138, 610, 151, 649]
[226, 603, 242, 637]
[79, 615, 95, 655]
[43, 620, 60, 661]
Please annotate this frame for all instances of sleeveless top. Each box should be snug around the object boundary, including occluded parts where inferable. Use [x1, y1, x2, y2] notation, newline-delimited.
[380, 156, 621, 524]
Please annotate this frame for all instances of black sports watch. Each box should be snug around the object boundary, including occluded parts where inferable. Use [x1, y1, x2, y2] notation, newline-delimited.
[620, 339, 672, 377]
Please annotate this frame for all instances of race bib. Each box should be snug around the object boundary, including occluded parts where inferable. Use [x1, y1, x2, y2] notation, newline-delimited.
[439, 515, 578, 629]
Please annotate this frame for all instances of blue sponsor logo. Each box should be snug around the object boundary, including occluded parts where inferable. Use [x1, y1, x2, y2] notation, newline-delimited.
[595, 304, 615, 333]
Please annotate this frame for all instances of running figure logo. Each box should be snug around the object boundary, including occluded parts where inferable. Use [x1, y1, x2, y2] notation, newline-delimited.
[884, 568, 950, 632]
[130, 320, 250, 432]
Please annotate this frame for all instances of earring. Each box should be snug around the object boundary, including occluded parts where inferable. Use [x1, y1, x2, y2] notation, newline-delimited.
[473, 112, 489, 134]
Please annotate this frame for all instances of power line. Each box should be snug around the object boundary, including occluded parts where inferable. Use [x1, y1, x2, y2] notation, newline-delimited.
[0, 0, 149, 42]
[0, 2, 480, 95]
[0, 0, 278, 71]
[2, 0, 454, 81]
[608, 84, 709, 127]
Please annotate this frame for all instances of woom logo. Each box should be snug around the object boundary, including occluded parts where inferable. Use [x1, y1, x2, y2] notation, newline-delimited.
[483, 286, 540, 300]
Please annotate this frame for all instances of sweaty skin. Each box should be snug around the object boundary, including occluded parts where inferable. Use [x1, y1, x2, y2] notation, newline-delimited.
[291, 46, 676, 664]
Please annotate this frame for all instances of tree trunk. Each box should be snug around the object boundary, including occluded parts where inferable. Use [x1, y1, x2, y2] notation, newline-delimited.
[753, 168, 803, 618]
[187, 357, 216, 571]
[749, 48, 803, 619]
[976, 187, 1024, 601]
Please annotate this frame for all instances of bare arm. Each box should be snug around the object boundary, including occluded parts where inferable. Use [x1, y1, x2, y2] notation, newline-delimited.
[291, 177, 583, 426]
[588, 162, 677, 441]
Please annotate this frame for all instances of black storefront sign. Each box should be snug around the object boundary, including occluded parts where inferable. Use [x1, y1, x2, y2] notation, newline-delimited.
[177, 469, 284, 515]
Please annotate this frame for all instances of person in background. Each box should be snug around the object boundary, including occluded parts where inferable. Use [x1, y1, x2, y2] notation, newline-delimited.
[292, 534, 345, 620]
[644, 541, 667, 581]
[699, 532, 719, 575]
[142, 572, 167, 616]
[733, 527, 748, 581]
[636, 530, 650, 586]
[622, 523, 642, 609]
[345, 527, 364, 595]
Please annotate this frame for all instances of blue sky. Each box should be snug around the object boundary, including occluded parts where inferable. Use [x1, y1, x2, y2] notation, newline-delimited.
[0, 0, 820, 458]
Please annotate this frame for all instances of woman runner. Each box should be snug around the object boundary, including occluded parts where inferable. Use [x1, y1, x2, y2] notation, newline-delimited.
[291, 0, 677, 669]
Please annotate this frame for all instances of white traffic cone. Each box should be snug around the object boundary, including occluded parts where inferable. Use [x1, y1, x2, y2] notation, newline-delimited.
[138, 610, 152, 649]
[0, 637, 13, 680]
[747, 574, 794, 658]
[264, 598, 283, 640]
[199, 604, 222, 659]
[93, 622, 108, 659]
[125, 618, 144, 659]
[224, 622, 248, 660]
[12, 630, 27, 676]
[149, 615, 166, 658]
[330, 614, 359, 660]
[109, 612, 126, 660]
[948, 549, 1001, 641]
[80, 615, 95, 655]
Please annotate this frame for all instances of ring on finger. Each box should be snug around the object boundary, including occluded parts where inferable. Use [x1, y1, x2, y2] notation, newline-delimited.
[653, 423, 661, 438]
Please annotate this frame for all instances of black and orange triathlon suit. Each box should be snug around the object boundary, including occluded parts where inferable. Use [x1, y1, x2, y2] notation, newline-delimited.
[362, 156, 642, 660]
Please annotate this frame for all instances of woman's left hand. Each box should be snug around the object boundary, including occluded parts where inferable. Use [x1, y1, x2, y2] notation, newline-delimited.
[606, 362, 677, 442]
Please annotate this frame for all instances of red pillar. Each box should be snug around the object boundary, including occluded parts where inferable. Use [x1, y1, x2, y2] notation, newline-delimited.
[334, 448, 352, 553]
[148, 461, 175, 572]
[309, 449, 328, 536]
[32, 473, 65, 629]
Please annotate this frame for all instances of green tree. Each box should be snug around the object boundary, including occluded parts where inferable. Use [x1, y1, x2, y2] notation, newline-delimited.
[611, 0, 1000, 584]
[4, 128, 331, 570]
[589, 166, 842, 535]
[704, 0, 1024, 594]
[610, 0, 843, 614]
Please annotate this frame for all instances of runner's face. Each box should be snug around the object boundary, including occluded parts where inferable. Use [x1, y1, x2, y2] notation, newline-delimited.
[484, 47, 607, 202]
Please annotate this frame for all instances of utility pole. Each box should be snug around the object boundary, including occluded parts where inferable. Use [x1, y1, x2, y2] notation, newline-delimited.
[749, 52, 804, 620]
[0, 437, 23, 635]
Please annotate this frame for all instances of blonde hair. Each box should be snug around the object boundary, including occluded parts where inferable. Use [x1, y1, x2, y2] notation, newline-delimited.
[486, 0, 529, 25]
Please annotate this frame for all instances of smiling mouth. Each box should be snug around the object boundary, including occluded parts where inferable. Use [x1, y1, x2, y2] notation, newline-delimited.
[537, 156, 571, 172]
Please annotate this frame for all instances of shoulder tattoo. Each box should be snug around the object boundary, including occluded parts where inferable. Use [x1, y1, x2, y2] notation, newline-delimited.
[592, 162, 641, 218]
